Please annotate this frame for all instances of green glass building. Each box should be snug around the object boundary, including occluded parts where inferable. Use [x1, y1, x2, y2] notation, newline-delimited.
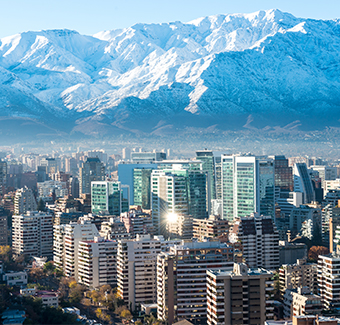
[221, 155, 275, 221]
[133, 168, 153, 209]
[91, 181, 123, 215]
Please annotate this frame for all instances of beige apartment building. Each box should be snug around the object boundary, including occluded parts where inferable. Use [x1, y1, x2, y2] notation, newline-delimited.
[157, 240, 234, 324]
[78, 237, 117, 288]
[206, 263, 274, 325]
[117, 234, 163, 310]
[279, 258, 318, 298]
[193, 215, 229, 241]
[53, 220, 99, 278]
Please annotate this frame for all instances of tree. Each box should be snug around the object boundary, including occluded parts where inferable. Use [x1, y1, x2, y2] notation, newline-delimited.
[29, 267, 44, 283]
[96, 308, 111, 323]
[0, 245, 11, 263]
[308, 246, 329, 262]
[43, 261, 56, 276]
[121, 309, 132, 322]
[69, 284, 85, 304]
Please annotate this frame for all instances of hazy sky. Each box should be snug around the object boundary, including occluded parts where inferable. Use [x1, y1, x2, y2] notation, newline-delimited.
[1, 0, 339, 38]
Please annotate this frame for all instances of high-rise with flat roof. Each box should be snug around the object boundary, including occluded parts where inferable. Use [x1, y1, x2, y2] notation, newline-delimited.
[133, 168, 153, 209]
[206, 263, 274, 325]
[0, 207, 8, 246]
[78, 237, 117, 288]
[12, 211, 53, 259]
[79, 157, 105, 195]
[221, 155, 275, 221]
[14, 187, 37, 215]
[294, 163, 315, 204]
[318, 251, 340, 311]
[269, 155, 294, 191]
[53, 220, 100, 277]
[229, 214, 280, 269]
[91, 181, 123, 215]
[117, 234, 163, 310]
[157, 240, 234, 324]
[195, 150, 216, 200]
[0, 160, 7, 195]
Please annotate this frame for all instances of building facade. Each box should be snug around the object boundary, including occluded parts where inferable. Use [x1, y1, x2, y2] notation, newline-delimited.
[221, 155, 275, 221]
[12, 211, 53, 258]
[206, 263, 274, 325]
[229, 214, 280, 269]
[157, 241, 234, 324]
[79, 157, 105, 195]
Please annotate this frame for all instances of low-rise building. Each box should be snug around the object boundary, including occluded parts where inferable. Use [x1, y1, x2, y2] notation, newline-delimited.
[293, 315, 338, 325]
[120, 208, 155, 237]
[167, 214, 193, 239]
[36, 291, 59, 308]
[3, 271, 27, 286]
[279, 241, 307, 265]
[283, 287, 322, 319]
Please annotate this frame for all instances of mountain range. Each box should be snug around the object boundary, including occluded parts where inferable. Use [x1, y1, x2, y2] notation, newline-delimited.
[1, 9, 340, 139]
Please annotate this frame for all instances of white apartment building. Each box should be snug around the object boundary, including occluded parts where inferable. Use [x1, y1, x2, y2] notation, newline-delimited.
[53, 220, 99, 278]
[37, 180, 68, 199]
[318, 252, 340, 310]
[157, 241, 234, 324]
[117, 234, 163, 310]
[229, 214, 280, 269]
[279, 258, 318, 298]
[166, 214, 193, 240]
[283, 287, 322, 319]
[3, 271, 28, 286]
[14, 187, 37, 215]
[12, 211, 53, 258]
[206, 263, 274, 325]
[78, 237, 117, 288]
[100, 217, 130, 240]
[120, 208, 155, 237]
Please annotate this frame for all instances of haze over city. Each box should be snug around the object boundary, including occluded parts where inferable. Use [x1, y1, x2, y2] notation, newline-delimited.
[1, 1, 340, 325]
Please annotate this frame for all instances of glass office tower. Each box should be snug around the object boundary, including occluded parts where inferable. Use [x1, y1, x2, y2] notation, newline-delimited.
[221, 155, 275, 221]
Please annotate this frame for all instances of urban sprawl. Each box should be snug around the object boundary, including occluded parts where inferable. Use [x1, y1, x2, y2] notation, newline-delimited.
[1, 148, 340, 325]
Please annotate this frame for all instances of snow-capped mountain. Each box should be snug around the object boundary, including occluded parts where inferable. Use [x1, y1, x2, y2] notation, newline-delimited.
[1, 9, 340, 138]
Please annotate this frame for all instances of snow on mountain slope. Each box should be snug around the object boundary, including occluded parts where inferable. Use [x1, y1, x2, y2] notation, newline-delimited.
[1, 9, 340, 135]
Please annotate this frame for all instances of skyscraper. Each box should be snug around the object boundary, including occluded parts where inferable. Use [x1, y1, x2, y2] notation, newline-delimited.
[221, 155, 275, 221]
[269, 155, 294, 191]
[151, 167, 207, 234]
[293, 163, 315, 204]
[133, 168, 153, 209]
[0, 160, 7, 195]
[79, 157, 105, 195]
[195, 150, 216, 200]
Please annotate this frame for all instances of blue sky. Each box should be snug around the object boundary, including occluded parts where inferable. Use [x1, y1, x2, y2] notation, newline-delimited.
[1, 0, 339, 38]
